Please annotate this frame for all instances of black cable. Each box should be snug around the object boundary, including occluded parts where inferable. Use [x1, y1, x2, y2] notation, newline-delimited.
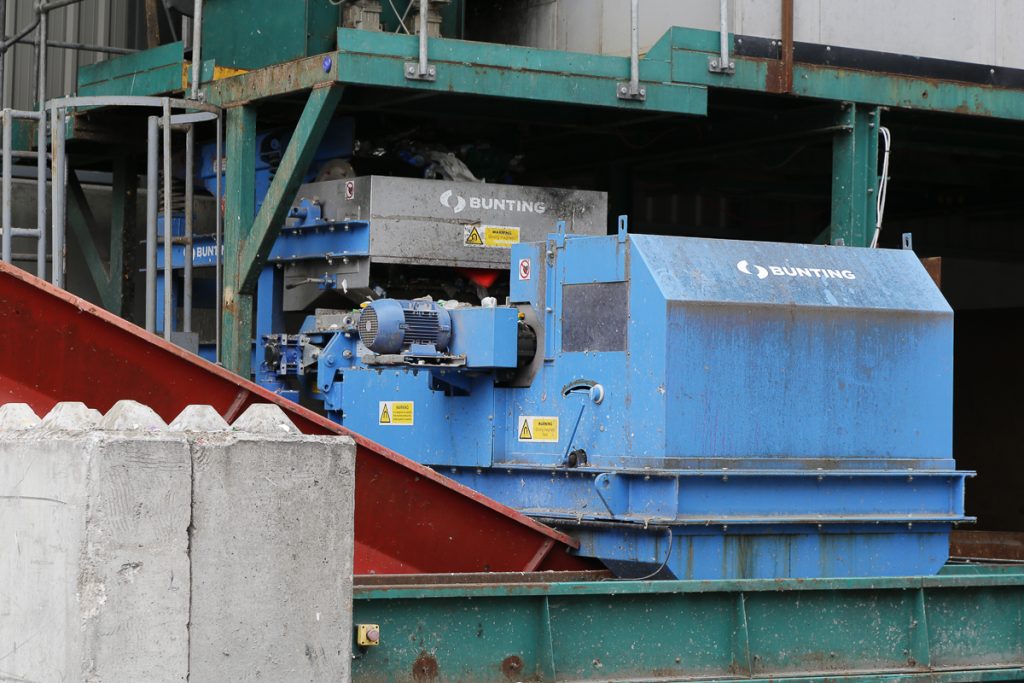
[614, 527, 674, 582]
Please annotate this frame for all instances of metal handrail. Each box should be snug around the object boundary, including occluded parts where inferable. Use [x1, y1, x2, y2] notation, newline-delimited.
[45, 95, 223, 356]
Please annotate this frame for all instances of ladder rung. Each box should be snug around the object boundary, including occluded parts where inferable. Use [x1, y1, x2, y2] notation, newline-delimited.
[0, 227, 42, 237]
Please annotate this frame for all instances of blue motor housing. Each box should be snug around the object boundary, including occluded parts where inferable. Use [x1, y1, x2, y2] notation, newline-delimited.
[359, 299, 452, 355]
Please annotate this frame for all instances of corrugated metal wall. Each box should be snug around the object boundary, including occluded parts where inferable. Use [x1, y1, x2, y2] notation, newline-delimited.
[2, 0, 139, 110]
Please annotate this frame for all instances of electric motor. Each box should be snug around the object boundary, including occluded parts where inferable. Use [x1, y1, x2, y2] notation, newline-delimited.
[358, 299, 452, 354]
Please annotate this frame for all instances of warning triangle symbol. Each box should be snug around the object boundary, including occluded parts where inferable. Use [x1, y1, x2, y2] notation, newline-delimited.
[519, 419, 532, 440]
[465, 227, 484, 246]
[380, 405, 391, 424]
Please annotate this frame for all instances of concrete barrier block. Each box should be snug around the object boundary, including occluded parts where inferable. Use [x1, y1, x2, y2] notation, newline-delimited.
[0, 402, 40, 430]
[168, 404, 229, 432]
[231, 402, 300, 434]
[0, 422, 191, 681]
[99, 399, 168, 431]
[2, 402, 357, 682]
[38, 401, 102, 430]
[189, 432, 356, 682]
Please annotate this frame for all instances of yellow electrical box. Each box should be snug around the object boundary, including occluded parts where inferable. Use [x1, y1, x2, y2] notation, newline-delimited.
[356, 623, 381, 647]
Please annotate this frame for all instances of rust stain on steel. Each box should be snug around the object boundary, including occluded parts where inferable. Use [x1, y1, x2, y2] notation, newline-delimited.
[412, 652, 439, 682]
[500, 655, 526, 680]
[780, 0, 794, 93]
[951, 530, 1024, 561]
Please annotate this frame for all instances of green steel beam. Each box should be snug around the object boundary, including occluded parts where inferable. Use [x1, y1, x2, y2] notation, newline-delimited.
[352, 566, 1024, 682]
[66, 162, 135, 315]
[202, 53, 338, 106]
[66, 171, 112, 307]
[221, 105, 257, 376]
[220, 85, 343, 375]
[203, 30, 706, 114]
[236, 84, 344, 293]
[332, 28, 706, 116]
[830, 103, 881, 247]
[77, 41, 185, 97]
[667, 27, 1024, 122]
[793, 63, 1024, 121]
[90, 25, 1024, 121]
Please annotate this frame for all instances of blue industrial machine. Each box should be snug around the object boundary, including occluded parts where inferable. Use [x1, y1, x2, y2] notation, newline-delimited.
[274, 217, 970, 579]
[153, 119, 606, 367]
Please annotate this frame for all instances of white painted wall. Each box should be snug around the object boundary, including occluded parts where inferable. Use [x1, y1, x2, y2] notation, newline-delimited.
[515, 0, 1024, 69]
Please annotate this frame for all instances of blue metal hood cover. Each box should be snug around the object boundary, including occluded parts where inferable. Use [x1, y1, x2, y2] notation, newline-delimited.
[631, 234, 951, 313]
[627, 234, 953, 462]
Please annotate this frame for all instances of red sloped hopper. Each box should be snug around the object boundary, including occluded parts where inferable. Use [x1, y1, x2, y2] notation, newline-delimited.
[0, 263, 594, 574]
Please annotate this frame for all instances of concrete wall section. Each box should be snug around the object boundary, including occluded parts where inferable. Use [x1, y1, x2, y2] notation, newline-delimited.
[0, 403, 191, 682]
[189, 430, 355, 682]
[0, 401, 356, 683]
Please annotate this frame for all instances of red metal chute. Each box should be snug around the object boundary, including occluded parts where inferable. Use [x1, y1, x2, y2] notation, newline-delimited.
[0, 263, 592, 574]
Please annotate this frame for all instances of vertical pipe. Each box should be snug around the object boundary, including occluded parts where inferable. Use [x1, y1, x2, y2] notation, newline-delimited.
[718, 0, 730, 70]
[50, 105, 65, 288]
[35, 113, 45, 278]
[418, 0, 428, 76]
[37, 7, 46, 104]
[780, 0, 794, 93]
[145, 115, 158, 332]
[183, 123, 193, 334]
[190, 0, 203, 99]
[1, 110, 10, 264]
[0, 0, 6, 111]
[161, 99, 172, 339]
[214, 112, 222, 362]
[629, 0, 639, 96]
[36, 8, 47, 280]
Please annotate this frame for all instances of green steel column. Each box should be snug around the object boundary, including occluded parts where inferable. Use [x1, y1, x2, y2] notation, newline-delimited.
[65, 155, 136, 316]
[110, 154, 137, 319]
[236, 84, 344, 293]
[829, 103, 880, 247]
[221, 85, 343, 377]
[222, 105, 257, 376]
[66, 171, 112, 308]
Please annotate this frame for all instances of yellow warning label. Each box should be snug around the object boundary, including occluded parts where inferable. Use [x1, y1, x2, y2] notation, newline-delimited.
[517, 416, 559, 443]
[379, 401, 414, 426]
[464, 225, 521, 248]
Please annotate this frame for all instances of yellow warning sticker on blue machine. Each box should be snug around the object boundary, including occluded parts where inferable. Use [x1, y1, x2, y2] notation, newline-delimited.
[379, 401, 414, 426]
[517, 416, 559, 442]
[464, 225, 521, 248]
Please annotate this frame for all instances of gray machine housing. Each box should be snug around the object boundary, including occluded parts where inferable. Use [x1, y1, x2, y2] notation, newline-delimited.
[281, 176, 607, 310]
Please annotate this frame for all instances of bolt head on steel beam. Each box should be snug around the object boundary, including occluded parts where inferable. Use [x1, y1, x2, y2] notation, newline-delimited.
[404, 62, 437, 82]
[707, 56, 736, 74]
[616, 82, 647, 101]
